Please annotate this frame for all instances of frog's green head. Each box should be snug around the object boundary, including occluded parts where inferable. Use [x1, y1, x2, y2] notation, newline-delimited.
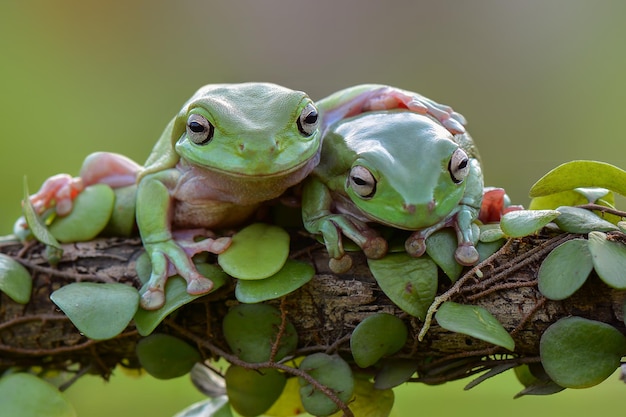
[339, 112, 472, 230]
[173, 82, 321, 177]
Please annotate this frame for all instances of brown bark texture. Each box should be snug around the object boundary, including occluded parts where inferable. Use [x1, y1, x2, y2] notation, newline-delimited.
[1, 231, 625, 385]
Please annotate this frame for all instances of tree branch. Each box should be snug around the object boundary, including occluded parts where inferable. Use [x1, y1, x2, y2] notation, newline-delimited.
[1, 232, 625, 386]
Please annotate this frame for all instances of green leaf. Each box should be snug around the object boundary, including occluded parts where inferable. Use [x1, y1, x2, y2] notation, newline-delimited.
[478, 224, 505, 243]
[530, 160, 626, 197]
[265, 375, 305, 417]
[538, 239, 593, 300]
[368, 253, 438, 319]
[235, 259, 314, 303]
[218, 223, 290, 280]
[48, 184, 115, 242]
[476, 239, 506, 263]
[0, 373, 76, 417]
[226, 366, 286, 417]
[136, 333, 201, 379]
[587, 231, 626, 289]
[540, 317, 626, 388]
[223, 304, 297, 363]
[435, 302, 515, 351]
[22, 178, 62, 251]
[513, 364, 565, 398]
[425, 229, 463, 282]
[173, 397, 233, 417]
[350, 313, 408, 368]
[499, 210, 560, 238]
[101, 184, 137, 237]
[553, 206, 618, 233]
[134, 263, 229, 336]
[50, 282, 139, 340]
[374, 359, 419, 389]
[0, 253, 32, 303]
[299, 353, 354, 417]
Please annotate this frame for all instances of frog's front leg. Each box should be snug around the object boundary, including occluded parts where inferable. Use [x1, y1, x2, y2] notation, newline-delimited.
[136, 171, 231, 310]
[302, 178, 387, 273]
[29, 152, 140, 216]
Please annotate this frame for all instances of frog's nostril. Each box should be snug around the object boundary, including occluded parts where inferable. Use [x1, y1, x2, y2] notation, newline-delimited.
[428, 200, 436, 212]
[403, 203, 416, 214]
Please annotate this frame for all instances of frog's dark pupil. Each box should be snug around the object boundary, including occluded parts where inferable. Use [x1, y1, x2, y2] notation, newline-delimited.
[352, 176, 367, 186]
[305, 112, 318, 124]
[189, 122, 205, 133]
[458, 159, 468, 169]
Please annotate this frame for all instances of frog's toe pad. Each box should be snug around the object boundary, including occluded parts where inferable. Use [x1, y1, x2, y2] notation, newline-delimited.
[329, 255, 352, 274]
[405, 238, 427, 258]
[362, 236, 388, 259]
[140, 288, 165, 311]
[186, 277, 214, 295]
[455, 245, 479, 266]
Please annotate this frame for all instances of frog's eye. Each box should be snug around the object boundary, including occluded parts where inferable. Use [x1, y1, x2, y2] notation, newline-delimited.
[297, 103, 319, 136]
[187, 114, 214, 145]
[349, 165, 376, 198]
[449, 148, 470, 184]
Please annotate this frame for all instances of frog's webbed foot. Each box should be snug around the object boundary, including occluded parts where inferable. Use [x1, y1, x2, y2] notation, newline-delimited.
[365, 88, 467, 135]
[140, 234, 231, 310]
[29, 174, 84, 216]
[317, 215, 388, 273]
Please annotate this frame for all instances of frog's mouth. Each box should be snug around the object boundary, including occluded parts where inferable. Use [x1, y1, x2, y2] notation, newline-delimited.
[177, 151, 320, 205]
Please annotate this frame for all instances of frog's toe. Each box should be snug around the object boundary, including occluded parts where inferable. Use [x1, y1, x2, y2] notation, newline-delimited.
[186, 276, 214, 295]
[362, 236, 388, 259]
[455, 244, 479, 266]
[405, 237, 427, 257]
[140, 288, 165, 310]
[329, 255, 353, 274]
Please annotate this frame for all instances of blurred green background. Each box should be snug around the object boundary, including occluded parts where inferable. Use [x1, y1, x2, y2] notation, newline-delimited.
[1, 1, 625, 416]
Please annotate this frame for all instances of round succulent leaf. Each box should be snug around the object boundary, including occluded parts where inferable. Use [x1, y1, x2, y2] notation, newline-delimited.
[553, 206, 618, 233]
[235, 259, 314, 303]
[530, 160, 626, 198]
[499, 210, 560, 238]
[218, 223, 290, 280]
[529, 190, 594, 211]
[50, 282, 139, 340]
[425, 229, 463, 282]
[540, 316, 626, 388]
[0, 373, 76, 417]
[298, 353, 354, 417]
[0, 253, 32, 304]
[350, 313, 408, 368]
[225, 366, 286, 417]
[265, 375, 305, 417]
[587, 231, 626, 289]
[328, 377, 394, 417]
[136, 333, 201, 379]
[367, 253, 438, 319]
[48, 184, 115, 242]
[478, 224, 505, 243]
[101, 184, 137, 237]
[476, 239, 506, 263]
[435, 302, 515, 351]
[223, 303, 297, 363]
[538, 239, 593, 300]
[374, 358, 419, 389]
[134, 263, 228, 336]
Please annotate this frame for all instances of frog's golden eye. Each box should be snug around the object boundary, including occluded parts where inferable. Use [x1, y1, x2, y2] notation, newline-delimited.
[187, 114, 214, 145]
[297, 103, 319, 136]
[449, 148, 470, 184]
[349, 165, 376, 198]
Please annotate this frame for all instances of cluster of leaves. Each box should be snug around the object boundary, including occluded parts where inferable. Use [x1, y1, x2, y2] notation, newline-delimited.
[2, 160, 626, 416]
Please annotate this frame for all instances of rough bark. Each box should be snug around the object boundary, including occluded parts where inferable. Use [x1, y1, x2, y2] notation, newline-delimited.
[1, 232, 625, 385]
